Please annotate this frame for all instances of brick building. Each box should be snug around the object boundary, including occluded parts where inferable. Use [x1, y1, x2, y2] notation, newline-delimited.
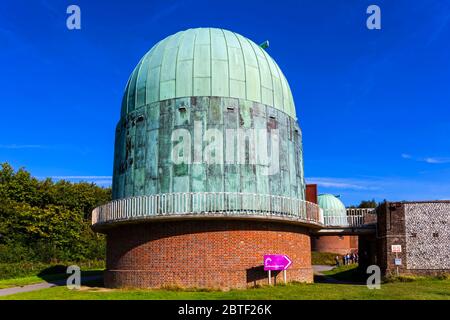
[91, 28, 323, 289]
[310, 192, 358, 255]
[90, 27, 450, 289]
[358, 201, 450, 276]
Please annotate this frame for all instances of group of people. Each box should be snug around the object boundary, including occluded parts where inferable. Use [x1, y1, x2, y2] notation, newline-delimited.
[335, 252, 358, 267]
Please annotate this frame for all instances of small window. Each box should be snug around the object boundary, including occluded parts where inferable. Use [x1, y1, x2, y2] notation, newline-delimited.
[269, 115, 276, 120]
[178, 106, 187, 112]
[136, 115, 145, 123]
[410, 233, 417, 238]
[433, 232, 439, 238]
[227, 106, 235, 111]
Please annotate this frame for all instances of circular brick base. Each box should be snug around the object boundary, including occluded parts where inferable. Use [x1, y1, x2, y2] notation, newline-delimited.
[311, 235, 358, 255]
[104, 219, 313, 289]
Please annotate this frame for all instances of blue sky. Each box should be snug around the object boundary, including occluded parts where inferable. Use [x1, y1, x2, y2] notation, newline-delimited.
[1, 0, 449, 205]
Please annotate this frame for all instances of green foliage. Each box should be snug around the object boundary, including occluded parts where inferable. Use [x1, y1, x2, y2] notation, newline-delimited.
[311, 252, 339, 266]
[348, 199, 385, 208]
[357, 199, 377, 208]
[0, 162, 111, 263]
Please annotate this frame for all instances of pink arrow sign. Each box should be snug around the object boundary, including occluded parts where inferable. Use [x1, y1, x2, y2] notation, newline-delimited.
[264, 254, 292, 271]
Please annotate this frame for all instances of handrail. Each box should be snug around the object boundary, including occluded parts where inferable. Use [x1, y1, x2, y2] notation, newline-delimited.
[322, 208, 376, 227]
[92, 194, 376, 228]
[92, 192, 322, 227]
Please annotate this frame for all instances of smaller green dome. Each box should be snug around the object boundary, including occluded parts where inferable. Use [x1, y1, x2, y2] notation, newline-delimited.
[318, 194, 347, 223]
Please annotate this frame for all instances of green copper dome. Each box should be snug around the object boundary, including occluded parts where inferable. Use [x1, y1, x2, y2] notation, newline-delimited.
[318, 194, 347, 217]
[121, 28, 296, 119]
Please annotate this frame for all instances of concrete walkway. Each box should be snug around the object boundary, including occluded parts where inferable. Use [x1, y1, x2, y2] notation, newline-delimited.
[312, 265, 345, 284]
[312, 265, 335, 275]
[0, 275, 102, 297]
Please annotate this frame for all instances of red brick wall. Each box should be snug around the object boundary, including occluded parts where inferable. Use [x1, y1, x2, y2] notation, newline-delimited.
[311, 235, 358, 255]
[306, 184, 318, 204]
[104, 219, 313, 289]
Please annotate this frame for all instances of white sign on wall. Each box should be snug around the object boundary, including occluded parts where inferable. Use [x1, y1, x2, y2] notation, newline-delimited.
[391, 245, 402, 253]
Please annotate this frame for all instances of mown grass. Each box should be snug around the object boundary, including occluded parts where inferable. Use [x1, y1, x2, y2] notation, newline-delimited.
[0, 260, 105, 281]
[0, 270, 103, 289]
[322, 264, 365, 282]
[2, 264, 450, 300]
[2, 276, 449, 300]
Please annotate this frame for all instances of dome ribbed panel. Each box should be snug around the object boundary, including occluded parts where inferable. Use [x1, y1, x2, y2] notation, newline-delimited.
[318, 194, 347, 218]
[122, 28, 297, 119]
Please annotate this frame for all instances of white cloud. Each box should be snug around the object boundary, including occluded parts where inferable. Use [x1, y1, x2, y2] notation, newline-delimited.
[0, 144, 47, 149]
[41, 176, 112, 186]
[423, 157, 450, 164]
[306, 177, 377, 190]
[401, 153, 450, 164]
[51, 176, 112, 180]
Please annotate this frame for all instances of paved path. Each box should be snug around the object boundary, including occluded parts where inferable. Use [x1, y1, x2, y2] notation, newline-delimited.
[0, 275, 102, 297]
[312, 265, 346, 284]
[312, 265, 335, 274]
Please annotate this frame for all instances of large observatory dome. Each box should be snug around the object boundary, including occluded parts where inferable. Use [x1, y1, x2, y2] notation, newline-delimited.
[94, 28, 320, 289]
[112, 28, 305, 201]
[121, 28, 296, 119]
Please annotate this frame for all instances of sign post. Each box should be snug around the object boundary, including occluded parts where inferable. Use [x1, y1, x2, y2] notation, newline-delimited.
[264, 254, 292, 285]
[391, 245, 402, 276]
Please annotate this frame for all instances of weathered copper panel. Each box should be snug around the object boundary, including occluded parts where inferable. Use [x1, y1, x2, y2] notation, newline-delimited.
[113, 96, 305, 200]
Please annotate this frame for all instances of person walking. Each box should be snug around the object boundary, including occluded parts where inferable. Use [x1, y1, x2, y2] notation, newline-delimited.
[335, 255, 340, 267]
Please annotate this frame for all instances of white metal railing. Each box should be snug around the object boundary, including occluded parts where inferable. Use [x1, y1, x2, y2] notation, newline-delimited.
[91, 192, 322, 227]
[323, 208, 376, 227]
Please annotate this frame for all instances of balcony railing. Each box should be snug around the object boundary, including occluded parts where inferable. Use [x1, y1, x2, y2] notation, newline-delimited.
[322, 208, 376, 227]
[91, 192, 322, 227]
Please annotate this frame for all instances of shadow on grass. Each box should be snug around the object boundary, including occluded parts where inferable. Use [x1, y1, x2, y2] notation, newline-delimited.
[37, 266, 104, 288]
[315, 265, 367, 285]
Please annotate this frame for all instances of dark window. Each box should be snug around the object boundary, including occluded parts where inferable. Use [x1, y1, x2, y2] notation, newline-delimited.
[433, 232, 439, 238]
[410, 233, 417, 238]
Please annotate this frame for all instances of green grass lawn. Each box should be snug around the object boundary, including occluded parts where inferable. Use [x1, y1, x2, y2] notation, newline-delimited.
[2, 276, 449, 300]
[0, 270, 103, 289]
[321, 264, 366, 282]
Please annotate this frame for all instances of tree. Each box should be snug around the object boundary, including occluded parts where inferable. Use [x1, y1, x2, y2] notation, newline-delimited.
[0, 162, 111, 262]
[357, 199, 378, 208]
